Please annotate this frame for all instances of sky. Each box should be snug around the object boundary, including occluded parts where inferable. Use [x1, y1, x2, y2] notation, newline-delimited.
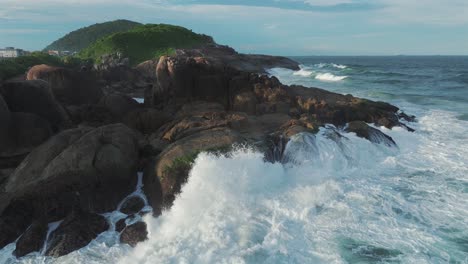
[0, 0, 467, 55]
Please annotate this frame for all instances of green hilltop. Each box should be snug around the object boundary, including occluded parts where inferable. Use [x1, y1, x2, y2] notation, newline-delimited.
[78, 24, 214, 65]
[44, 19, 142, 52]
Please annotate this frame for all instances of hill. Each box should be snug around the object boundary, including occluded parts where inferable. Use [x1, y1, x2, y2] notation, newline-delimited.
[44, 19, 142, 52]
[78, 24, 214, 65]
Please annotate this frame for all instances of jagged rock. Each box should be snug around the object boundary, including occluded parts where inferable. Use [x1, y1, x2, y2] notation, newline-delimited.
[27, 64, 103, 105]
[0, 94, 10, 152]
[120, 196, 145, 215]
[120, 222, 148, 247]
[232, 91, 257, 114]
[144, 128, 242, 209]
[45, 209, 109, 257]
[14, 219, 48, 257]
[345, 121, 397, 147]
[0, 80, 70, 131]
[0, 124, 141, 221]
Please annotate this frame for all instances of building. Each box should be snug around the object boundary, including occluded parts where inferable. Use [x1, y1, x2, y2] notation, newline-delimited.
[0, 47, 25, 58]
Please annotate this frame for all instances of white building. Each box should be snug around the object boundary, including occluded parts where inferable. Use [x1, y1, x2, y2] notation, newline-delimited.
[0, 47, 25, 58]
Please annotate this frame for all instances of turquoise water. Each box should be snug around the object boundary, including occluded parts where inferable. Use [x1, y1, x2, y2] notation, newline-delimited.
[1, 57, 467, 263]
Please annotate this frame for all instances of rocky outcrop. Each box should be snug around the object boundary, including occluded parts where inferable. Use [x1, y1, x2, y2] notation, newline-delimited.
[27, 64, 103, 105]
[99, 93, 140, 117]
[345, 121, 397, 147]
[176, 44, 300, 73]
[120, 196, 145, 215]
[120, 222, 148, 247]
[14, 219, 48, 257]
[45, 209, 109, 257]
[0, 124, 141, 221]
[0, 80, 71, 131]
[144, 127, 242, 210]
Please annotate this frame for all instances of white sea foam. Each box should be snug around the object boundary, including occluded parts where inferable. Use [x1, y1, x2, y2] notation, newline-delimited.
[292, 68, 313, 77]
[1, 111, 467, 263]
[315, 73, 348, 81]
[315, 63, 348, 69]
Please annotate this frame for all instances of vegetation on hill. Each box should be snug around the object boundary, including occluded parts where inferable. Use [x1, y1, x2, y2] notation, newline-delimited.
[44, 19, 142, 52]
[79, 24, 214, 65]
[0, 53, 84, 81]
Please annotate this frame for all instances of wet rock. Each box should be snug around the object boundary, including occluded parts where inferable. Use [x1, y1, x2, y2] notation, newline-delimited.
[345, 121, 397, 147]
[45, 209, 109, 257]
[120, 196, 145, 215]
[14, 219, 48, 257]
[0, 201, 34, 249]
[115, 218, 127, 233]
[144, 128, 242, 209]
[0, 124, 141, 220]
[120, 222, 148, 247]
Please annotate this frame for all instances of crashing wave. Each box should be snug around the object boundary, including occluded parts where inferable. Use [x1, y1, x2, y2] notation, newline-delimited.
[315, 73, 348, 81]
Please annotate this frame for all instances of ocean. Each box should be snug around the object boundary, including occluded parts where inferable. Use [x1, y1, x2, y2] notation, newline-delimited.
[1, 56, 467, 263]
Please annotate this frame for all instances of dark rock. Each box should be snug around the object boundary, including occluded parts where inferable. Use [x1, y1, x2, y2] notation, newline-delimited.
[45, 209, 109, 257]
[0, 112, 53, 160]
[0, 80, 71, 131]
[120, 196, 145, 215]
[0, 124, 141, 221]
[345, 121, 397, 147]
[120, 222, 148, 247]
[123, 108, 170, 134]
[0, 200, 34, 249]
[27, 64, 103, 105]
[14, 219, 48, 257]
[115, 218, 127, 233]
[99, 93, 139, 118]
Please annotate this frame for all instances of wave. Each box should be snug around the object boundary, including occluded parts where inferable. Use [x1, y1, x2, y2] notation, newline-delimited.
[315, 63, 348, 69]
[315, 73, 348, 82]
[292, 68, 313, 77]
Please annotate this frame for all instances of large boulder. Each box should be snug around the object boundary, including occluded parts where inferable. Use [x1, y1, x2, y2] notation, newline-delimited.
[45, 209, 109, 257]
[0, 80, 70, 130]
[144, 128, 243, 209]
[27, 64, 103, 105]
[99, 93, 139, 117]
[123, 108, 170, 135]
[14, 219, 48, 257]
[120, 222, 148, 247]
[345, 121, 397, 147]
[0, 112, 53, 163]
[0, 123, 141, 221]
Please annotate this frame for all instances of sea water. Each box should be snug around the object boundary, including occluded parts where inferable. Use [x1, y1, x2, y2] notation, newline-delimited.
[1, 56, 467, 263]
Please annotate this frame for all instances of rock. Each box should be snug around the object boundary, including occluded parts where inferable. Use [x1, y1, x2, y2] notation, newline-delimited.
[66, 104, 114, 127]
[123, 108, 170, 135]
[0, 94, 10, 151]
[0, 200, 34, 249]
[27, 64, 103, 105]
[0, 124, 141, 221]
[135, 60, 158, 79]
[345, 121, 397, 147]
[120, 196, 145, 215]
[99, 93, 139, 117]
[14, 219, 48, 257]
[0, 112, 53, 159]
[232, 91, 257, 114]
[0, 80, 70, 131]
[120, 222, 148, 247]
[115, 218, 127, 233]
[45, 209, 109, 257]
[144, 128, 242, 209]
